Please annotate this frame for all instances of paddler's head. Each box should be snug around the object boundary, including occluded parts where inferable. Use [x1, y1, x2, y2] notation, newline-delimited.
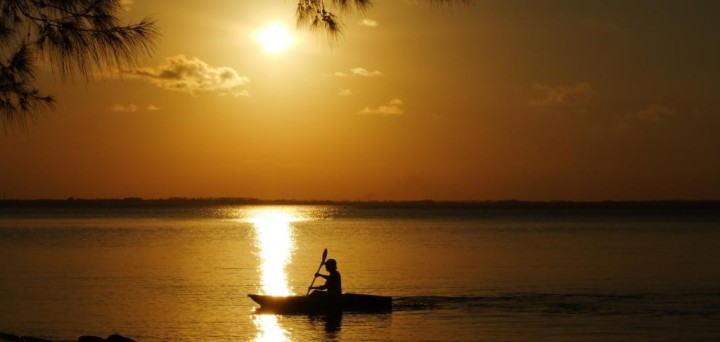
[324, 258, 337, 271]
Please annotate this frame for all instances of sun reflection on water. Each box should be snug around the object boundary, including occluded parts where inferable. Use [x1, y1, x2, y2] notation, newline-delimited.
[246, 207, 304, 342]
[248, 208, 298, 295]
[253, 315, 289, 342]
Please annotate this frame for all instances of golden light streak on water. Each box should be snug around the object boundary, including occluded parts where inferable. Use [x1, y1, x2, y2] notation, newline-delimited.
[248, 208, 299, 295]
[253, 315, 289, 342]
[246, 207, 304, 342]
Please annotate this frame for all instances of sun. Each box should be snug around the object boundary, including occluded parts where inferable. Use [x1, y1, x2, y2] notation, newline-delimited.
[257, 24, 294, 54]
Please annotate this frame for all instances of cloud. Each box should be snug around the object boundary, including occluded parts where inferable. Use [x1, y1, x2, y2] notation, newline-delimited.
[358, 19, 379, 27]
[128, 55, 249, 96]
[530, 82, 596, 107]
[351, 67, 383, 77]
[338, 88, 353, 96]
[635, 104, 676, 122]
[334, 67, 383, 78]
[359, 98, 405, 115]
[111, 103, 161, 112]
[220, 89, 250, 97]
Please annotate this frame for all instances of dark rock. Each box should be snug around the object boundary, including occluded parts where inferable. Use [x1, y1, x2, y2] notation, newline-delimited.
[77, 335, 135, 342]
[106, 335, 135, 342]
[20, 338, 53, 342]
[0, 333, 21, 342]
[77, 337, 104, 342]
[0, 333, 52, 342]
[1, 332, 134, 342]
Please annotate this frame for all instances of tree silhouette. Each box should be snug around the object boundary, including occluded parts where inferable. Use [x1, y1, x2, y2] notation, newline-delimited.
[297, 0, 473, 37]
[296, 0, 371, 35]
[1, 0, 158, 130]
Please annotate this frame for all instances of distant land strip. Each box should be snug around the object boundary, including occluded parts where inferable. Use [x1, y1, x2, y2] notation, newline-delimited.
[0, 198, 719, 210]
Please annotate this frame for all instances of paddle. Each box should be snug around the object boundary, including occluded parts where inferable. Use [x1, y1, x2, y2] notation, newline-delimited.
[307, 248, 328, 295]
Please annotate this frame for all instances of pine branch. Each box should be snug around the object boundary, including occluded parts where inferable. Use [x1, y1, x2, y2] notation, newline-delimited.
[296, 0, 470, 37]
[1, 43, 54, 131]
[0, 0, 158, 129]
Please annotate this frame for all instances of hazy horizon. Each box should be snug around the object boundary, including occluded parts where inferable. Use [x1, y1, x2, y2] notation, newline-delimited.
[3, 197, 718, 206]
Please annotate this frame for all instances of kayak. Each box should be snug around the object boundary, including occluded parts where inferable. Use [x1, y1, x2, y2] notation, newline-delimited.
[248, 293, 392, 314]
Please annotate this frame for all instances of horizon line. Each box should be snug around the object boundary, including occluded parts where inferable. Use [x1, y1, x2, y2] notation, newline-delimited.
[1, 197, 719, 205]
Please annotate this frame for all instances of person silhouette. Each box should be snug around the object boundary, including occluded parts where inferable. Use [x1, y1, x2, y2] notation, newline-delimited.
[309, 258, 342, 297]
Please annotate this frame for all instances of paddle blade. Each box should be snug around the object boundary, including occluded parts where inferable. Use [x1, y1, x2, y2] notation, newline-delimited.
[321, 248, 328, 264]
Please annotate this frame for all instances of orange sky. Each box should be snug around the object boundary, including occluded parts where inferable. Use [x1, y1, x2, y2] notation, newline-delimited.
[2, 1, 719, 201]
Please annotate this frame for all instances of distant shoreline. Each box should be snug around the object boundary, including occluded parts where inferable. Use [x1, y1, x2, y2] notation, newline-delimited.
[1, 198, 719, 210]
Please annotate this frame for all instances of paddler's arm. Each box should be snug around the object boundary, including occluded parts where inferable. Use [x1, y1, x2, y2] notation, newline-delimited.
[308, 273, 329, 291]
[309, 282, 328, 291]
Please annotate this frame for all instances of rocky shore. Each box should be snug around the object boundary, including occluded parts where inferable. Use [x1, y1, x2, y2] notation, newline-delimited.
[0, 333, 135, 342]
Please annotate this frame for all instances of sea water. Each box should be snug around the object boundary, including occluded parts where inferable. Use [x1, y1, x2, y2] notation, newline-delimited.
[1, 202, 719, 341]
